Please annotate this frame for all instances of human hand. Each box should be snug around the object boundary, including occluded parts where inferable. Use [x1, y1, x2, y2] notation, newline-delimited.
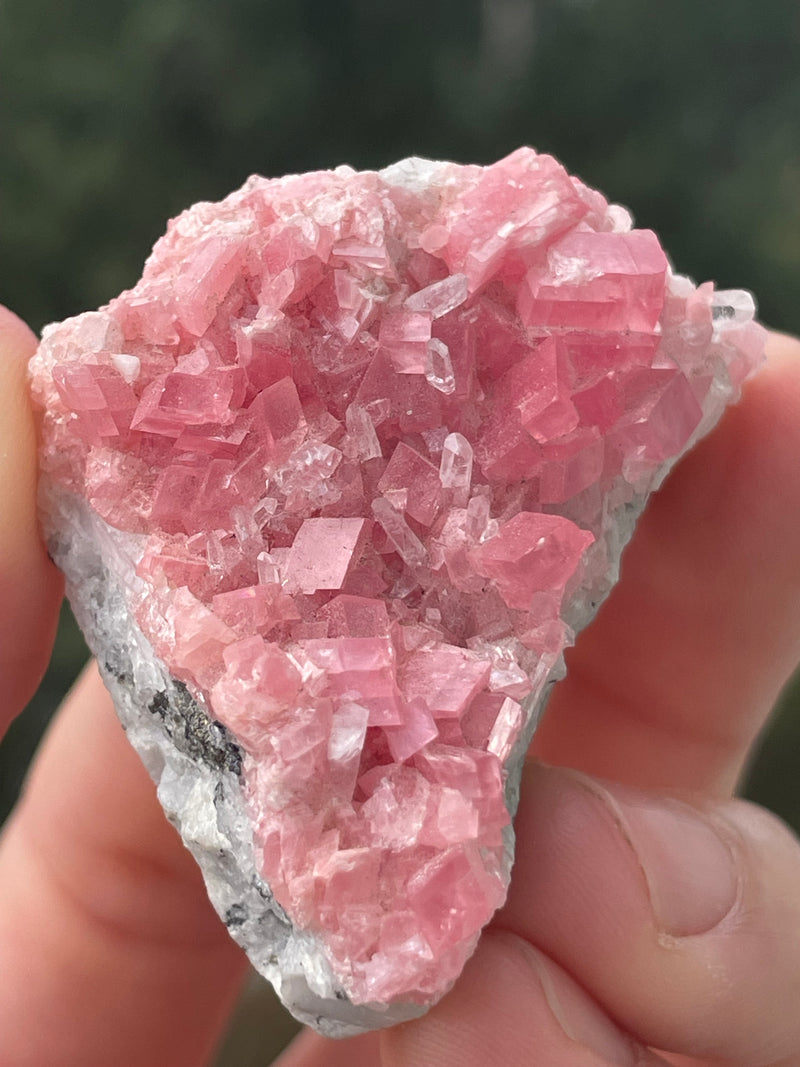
[1, 303, 799, 1066]
[0, 305, 247, 1066]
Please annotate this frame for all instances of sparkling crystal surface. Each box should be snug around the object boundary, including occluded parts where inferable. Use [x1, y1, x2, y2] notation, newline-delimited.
[29, 148, 765, 1033]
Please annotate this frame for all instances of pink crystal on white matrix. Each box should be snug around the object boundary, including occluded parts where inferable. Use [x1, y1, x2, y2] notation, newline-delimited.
[29, 148, 765, 1033]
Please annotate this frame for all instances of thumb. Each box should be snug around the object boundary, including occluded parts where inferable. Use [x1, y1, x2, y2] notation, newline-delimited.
[0, 305, 63, 727]
[498, 764, 800, 1066]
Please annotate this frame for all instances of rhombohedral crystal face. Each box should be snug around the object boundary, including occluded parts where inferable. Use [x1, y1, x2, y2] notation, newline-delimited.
[29, 148, 765, 1034]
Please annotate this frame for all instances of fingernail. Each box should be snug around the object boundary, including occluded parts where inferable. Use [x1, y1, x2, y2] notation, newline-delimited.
[523, 942, 639, 1065]
[589, 777, 740, 937]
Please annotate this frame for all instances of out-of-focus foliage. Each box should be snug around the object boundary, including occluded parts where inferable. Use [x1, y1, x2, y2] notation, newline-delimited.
[2, 0, 799, 335]
[1, 2, 798, 1060]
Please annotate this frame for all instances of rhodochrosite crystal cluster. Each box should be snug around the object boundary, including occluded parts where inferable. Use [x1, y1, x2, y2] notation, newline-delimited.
[30, 148, 765, 1034]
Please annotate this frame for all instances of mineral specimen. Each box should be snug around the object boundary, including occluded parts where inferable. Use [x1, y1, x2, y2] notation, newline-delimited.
[29, 148, 765, 1034]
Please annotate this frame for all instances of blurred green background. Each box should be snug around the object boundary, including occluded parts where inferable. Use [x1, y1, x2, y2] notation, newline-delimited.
[1, 0, 799, 1062]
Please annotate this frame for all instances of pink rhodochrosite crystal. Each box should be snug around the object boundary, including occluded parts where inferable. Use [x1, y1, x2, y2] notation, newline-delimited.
[29, 148, 765, 1034]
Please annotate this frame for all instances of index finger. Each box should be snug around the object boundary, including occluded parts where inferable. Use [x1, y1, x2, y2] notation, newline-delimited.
[0, 306, 63, 729]
[532, 331, 800, 797]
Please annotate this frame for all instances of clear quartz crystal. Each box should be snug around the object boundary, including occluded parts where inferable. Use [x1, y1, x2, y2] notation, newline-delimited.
[465, 492, 492, 543]
[371, 497, 428, 568]
[256, 551, 281, 586]
[345, 403, 382, 460]
[439, 432, 473, 505]
[425, 338, 456, 394]
[711, 289, 756, 326]
[405, 273, 469, 317]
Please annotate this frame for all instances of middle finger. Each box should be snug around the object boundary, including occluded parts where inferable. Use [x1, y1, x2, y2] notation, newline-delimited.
[533, 334, 800, 797]
[0, 664, 246, 1067]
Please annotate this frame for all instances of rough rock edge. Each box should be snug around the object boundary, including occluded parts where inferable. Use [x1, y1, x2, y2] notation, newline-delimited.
[34, 166, 757, 1030]
[41, 483, 430, 1036]
[39, 442, 675, 1036]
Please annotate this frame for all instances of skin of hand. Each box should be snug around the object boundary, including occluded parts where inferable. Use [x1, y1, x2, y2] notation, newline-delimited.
[0, 302, 799, 1067]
